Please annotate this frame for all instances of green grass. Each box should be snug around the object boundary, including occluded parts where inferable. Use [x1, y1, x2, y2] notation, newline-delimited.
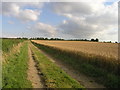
[2, 42, 32, 88]
[31, 43, 84, 88]
[2, 38, 24, 53]
[32, 41, 120, 88]
[0, 39, 1, 88]
[0, 39, 2, 50]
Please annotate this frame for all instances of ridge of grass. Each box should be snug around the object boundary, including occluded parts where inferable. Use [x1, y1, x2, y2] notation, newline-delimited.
[2, 39, 24, 53]
[2, 42, 32, 88]
[30, 43, 84, 88]
[32, 41, 120, 88]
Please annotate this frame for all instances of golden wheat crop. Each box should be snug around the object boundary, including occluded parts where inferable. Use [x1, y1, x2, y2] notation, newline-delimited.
[32, 40, 118, 59]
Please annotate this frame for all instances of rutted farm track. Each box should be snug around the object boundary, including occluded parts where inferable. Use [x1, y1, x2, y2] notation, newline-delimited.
[29, 42, 83, 88]
[27, 45, 45, 88]
[36, 48, 105, 88]
[28, 42, 105, 88]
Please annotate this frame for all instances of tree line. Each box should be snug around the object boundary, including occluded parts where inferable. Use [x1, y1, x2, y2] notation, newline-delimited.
[30, 37, 99, 42]
[30, 37, 64, 41]
[1, 37, 118, 43]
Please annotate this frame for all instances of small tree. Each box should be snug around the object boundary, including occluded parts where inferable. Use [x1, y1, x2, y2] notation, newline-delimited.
[91, 39, 94, 41]
[45, 38, 48, 40]
[95, 38, 99, 42]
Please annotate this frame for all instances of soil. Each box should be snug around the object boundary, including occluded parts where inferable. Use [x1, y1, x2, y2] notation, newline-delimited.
[27, 45, 45, 88]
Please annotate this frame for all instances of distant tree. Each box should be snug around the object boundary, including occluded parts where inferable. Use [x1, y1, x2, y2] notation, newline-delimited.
[84, 39, 87, 41]
[91, 38, 99, 42]
[95, 38, 99, 42]
[91, 39, 95, 41]
[45, 38, 48, 40]
[50, 38, 54, 40]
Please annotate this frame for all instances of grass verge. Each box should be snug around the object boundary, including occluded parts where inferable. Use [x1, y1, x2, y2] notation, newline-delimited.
[32, 41, 120, 88]
[2, 42, 32, 88]
[2, 38, 24, 53]
[30, 43, 84, 88]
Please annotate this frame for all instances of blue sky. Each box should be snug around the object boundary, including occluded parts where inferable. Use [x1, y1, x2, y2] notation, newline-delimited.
[1, 1, 118, 42]
[104, 2, 114, 5]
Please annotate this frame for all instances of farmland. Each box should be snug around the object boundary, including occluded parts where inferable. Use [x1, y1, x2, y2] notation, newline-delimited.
[32, 40, 118, 59]
[1, 39, 119, 88]
[32, 40, 120, 88]
[30, 43, 83, 88]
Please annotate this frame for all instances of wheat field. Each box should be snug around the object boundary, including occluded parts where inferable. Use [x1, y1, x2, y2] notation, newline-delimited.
[32, 40, 118, 59]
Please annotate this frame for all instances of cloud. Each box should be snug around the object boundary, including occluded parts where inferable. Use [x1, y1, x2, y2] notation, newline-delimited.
[2, 3, 20, 16]
[1, 1, 118, 41]
[51, 1, 107, 17]
[29, 22, 56, 37]
[51, 1, 118, 41]
[58, 18, 101, 39]
[2, 2, 42, 22]
[18, 9, 40, 22]
[18, 2, 44, 8]
[86, 2, 118, 25]
[51, 2, 92, 16]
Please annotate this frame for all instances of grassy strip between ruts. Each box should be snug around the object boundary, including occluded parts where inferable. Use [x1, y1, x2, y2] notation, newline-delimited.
[2, 41, 32, 88]
[32, 41, 120, 88]
[30, 43, 84, 88]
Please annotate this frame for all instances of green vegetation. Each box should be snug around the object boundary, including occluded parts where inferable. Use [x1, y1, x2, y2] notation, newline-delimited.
[30, 37, 99, 42]
[30, 37, 64, 40]
[0, 37, 1, 86]
[30, 43, 84, 88]
[2, 39, 24, 53]
[32, 41, 120, 88]
[2, 42, 32, 88]
[0, 39, 2, 49]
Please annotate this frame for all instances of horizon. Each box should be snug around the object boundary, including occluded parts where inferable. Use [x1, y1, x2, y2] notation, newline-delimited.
[1, 37, 118, 43]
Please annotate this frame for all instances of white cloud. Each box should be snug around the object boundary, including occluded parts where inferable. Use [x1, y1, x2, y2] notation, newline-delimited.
[51, 2, 93, 16]
[51, 1, 118, 41]
[2, 3, 20, 16]
[18, 2, 44, 8]
[18, 9, 40, 22]
[29, 22, 56, 37]
[58, 18, 101, 39]
[2, 2, 42, 22]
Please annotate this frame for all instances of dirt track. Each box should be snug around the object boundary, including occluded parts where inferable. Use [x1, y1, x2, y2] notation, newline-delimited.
[27, 45, 44, 88]
[36, 46, 105, 88]
[28, 42, 105, 88]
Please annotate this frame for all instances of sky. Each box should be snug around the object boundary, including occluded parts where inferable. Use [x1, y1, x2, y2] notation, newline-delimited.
[0, 0, 119, 42]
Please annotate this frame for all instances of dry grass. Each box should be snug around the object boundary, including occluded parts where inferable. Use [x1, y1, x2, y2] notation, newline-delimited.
[32, 40, 118, 59]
